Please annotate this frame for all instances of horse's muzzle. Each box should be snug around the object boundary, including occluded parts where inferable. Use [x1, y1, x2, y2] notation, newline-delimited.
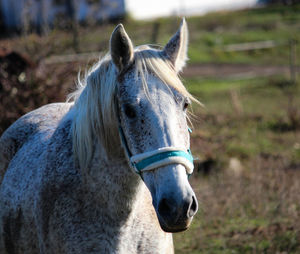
[156, 194, 198, 232]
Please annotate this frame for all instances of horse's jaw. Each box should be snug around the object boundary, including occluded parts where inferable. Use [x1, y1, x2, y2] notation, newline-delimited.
[83, 144, 142, 215]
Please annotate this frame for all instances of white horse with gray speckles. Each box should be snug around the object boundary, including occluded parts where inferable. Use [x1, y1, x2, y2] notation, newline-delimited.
[0, 19, 199, 253]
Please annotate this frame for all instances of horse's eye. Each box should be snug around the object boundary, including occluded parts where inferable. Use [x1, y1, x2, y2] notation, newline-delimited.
[183, 100, 190, 111]
[124, 104, 136, 119]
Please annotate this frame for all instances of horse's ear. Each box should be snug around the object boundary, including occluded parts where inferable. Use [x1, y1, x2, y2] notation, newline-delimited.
[110, 24, 134, 72]
[163, 18, 188, 73]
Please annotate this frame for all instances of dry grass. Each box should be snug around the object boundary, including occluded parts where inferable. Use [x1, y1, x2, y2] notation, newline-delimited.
[174, 156, 300, 253]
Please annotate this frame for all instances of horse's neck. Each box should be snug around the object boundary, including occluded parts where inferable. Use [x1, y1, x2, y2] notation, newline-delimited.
[83, 141, 142, 221]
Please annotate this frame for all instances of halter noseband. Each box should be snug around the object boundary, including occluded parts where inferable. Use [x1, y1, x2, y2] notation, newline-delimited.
[118, 124, 194, 176]
[131, 147, 194, 175]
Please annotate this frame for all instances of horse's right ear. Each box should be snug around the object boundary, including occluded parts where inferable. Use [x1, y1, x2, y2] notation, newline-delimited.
[110, 24, 134, 72]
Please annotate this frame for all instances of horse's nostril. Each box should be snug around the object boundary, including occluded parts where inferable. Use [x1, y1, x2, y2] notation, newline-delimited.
[188, 195, 198, 218]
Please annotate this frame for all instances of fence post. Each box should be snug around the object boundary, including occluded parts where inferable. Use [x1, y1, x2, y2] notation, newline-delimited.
[66, 0, 79, 53]
[151, 22, 160, 44]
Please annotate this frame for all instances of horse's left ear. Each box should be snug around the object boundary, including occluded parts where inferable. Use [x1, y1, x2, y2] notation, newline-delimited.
[110, 24, 134, 72]
[163, 18, 188, 73]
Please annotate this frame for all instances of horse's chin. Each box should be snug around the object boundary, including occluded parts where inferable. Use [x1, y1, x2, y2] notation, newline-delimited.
[158, 216, 193, 233]
[161, 225, 189, 233]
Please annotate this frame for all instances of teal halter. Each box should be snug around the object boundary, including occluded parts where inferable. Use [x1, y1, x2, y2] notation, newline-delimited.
[130, 147, 194, 175]
[118, 125, 194, 175]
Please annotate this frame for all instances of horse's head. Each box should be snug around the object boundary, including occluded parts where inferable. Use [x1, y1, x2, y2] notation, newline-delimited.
[110, 19, 198, 233]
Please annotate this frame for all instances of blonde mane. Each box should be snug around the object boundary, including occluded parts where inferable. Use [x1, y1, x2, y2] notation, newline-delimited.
[69, 45, 197, 170]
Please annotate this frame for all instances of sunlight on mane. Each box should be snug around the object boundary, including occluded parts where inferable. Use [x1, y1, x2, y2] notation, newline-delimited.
[69, 45, 200, 171]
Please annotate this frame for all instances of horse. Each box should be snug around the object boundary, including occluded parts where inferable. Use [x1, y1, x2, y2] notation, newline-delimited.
[0, 18, 199, 253]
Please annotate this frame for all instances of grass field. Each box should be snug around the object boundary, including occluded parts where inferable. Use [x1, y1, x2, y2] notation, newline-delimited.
[1, 3, 300, 254]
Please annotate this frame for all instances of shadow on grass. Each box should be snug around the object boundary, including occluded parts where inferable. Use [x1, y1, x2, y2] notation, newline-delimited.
[268, 119, 300, 132]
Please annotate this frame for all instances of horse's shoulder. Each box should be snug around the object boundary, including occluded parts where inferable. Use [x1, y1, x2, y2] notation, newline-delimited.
[0, 102, 73, 183]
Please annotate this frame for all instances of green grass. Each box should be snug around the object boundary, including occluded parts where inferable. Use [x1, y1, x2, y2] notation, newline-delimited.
[186, 75, 300, 159]
[185, 4, 300, 64]
[132, 4, 300, 65]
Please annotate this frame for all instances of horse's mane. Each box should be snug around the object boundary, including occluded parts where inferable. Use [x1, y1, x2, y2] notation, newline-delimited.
[69, 45, 197, 170]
